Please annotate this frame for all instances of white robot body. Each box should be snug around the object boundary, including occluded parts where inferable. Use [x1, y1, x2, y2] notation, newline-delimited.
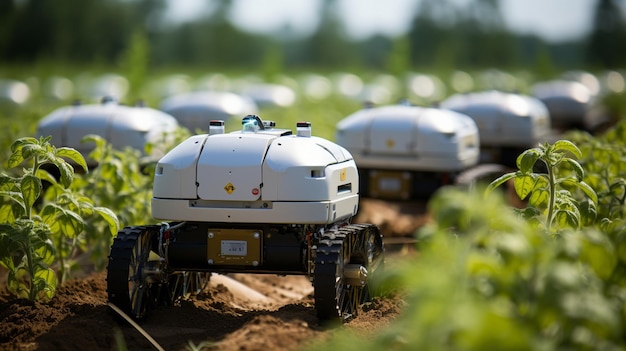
[159, 91, 259, 132]
[440, 90, 551, 148]
[531, 80, 594, 131]
[335, 104, 480, 199]
[36, 99, 179, 166]
[335, 104, 480, 172]
[152, 117, 359, 224]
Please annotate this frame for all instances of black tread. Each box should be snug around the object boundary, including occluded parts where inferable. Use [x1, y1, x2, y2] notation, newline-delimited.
[106, 225, 159, 319]
[313, 224, 384, 322]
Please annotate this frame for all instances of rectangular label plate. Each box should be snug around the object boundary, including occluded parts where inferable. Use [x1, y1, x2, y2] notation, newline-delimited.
[369, 170, 412, 199]
[221, 240, 247, 256]
[207, 228, 261, 266]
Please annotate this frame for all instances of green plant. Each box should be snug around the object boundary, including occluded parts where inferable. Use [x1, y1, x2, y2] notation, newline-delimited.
[307, 187, 623, 351]
[565, 124, 626, 224]
[486, 139, 598, 233]
[307, 136, 624, 351]
[0, 136, 118, 300]
[564, 123, 626, 301]
[65, 135, 156, 270]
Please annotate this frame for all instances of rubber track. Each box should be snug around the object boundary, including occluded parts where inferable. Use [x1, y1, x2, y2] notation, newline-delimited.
[344, 223, 385, 273]
[314, 229, 346, 321]
[313, 223, 385, 321]
[106, 225, 158, 318]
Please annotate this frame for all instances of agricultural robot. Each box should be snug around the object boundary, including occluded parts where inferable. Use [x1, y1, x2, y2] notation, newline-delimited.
[106, 115, 385, 322]
[440, 90, 553, 167]
[159, 91, 258, 133]
[36, 97, 179, 168]
[335, 103, 480, 199]
[531, 79, 610, 133]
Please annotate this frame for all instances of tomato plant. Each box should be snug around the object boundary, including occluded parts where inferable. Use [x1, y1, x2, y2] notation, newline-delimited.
[65, 135, 158, 269]
[0, 136, 119, 300]
[486, 140, 598, 233]
[309, 187, 623, 351]
[311, 124, 626, 350]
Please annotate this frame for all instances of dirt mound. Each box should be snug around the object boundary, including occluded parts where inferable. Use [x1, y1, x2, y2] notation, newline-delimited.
[355, 198, 429, 238]
[0, 270, 404, 351]
[0, 198, 422, 351]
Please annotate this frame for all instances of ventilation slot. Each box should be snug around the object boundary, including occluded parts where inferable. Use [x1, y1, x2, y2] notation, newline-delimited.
[337, 183, 352, 194]
[310, 169, 324, 178]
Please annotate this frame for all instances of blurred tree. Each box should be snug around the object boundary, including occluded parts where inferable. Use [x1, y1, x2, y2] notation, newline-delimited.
[304, 0, 359, 68]
[0, 0, 17, 61]
[357, 34, 393, 69]
[586, 0, 626, 68]
[0, 0, 599, 73]
[119, 29, 150, 101]
[468, 0, 504, 29]
[0, 0, 166, 64]
[385, 35, 410, 77]
[533, 42, 557, 80]
[150, 0, 270, 68]
[405, 0, 518, 70]
[407, 0, 457, 68]
[260, 40, 285, 81]
[0, 0, 54, 62]
[52, 0, 132, 62]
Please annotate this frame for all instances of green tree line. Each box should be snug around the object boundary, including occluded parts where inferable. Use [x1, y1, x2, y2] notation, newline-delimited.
[0, 0, 625, 72]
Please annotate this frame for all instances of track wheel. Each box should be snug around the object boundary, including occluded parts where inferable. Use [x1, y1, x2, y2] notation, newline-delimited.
[314, 224, 385, 322]
[167, 272, 211, 303]
[107, 226, 164, 319]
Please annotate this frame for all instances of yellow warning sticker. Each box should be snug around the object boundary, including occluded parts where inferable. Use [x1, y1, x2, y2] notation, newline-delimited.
[386, 139, 395, 148]
[224, 182, 236, 194]
[340, 168, 346, 181]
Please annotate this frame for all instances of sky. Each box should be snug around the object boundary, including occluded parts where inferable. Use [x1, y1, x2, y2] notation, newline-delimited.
[165, 0, 598, 43]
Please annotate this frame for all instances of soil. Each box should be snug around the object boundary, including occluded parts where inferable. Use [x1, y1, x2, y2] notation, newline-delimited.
[0, 199, 422, 351]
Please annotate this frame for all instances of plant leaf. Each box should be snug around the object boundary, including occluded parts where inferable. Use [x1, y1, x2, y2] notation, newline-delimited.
[609, 179, 626, 198]
[564, 158, 584, 181]
[94, 207, 120, 236]
[0, 190, 26, 215]
[33, 267, 57, 301]
[579, 199, 597, 225]
[11, 137, 38, 153]
[573, 181, 598, 204]
[35, 239, 56, 266]
[41, 204, 84, 239]
[56, 147, 88, 173]
[553, 140, 582, 159]
[54, 208, 85, 239]
[514, 174, 536, 200]
[21, 143, 45, 161]
[35, 168, 58, 186]
[554, 209, 580, 229]
[9, 137, 37, 167]
[485, 172, 516, 197]
[56, 161, 75, 188]
[21, 174, 41, 211]
[517, 149, 541, 174]
[528, 186, 550, 209]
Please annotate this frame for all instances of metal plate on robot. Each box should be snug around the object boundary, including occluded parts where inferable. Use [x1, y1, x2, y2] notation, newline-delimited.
[207, 228, 262, 266]
[369, 170, 412, 200]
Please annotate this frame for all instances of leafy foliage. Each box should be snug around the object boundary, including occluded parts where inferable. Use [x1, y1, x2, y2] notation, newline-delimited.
[62, 134, 170, 270]
[312, 124, 626, 350]
[486, 139, 597, 233]
[309, 187, 624, 351]
[0, 136, 119, 300]
[564, 121, 626, 300]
